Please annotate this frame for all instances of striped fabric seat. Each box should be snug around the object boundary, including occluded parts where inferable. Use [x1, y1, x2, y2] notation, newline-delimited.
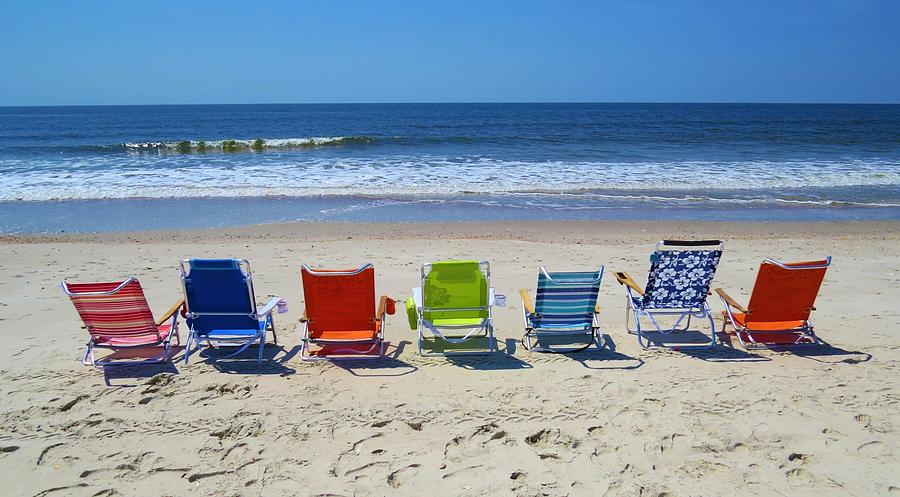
[532, 270, 602, 330]
[65, 279, 167, 346]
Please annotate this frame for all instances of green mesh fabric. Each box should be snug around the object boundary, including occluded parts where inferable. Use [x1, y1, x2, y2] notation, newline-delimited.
[422, 261, 488, 325]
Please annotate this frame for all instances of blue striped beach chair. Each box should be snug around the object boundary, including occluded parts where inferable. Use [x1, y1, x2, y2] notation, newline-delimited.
[519, 267, 604, 352]
[615, 240, 723, 349]
[180, 259, 282, 365]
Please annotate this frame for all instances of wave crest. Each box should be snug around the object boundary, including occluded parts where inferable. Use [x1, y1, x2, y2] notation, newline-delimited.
[122, 136, 374, 152]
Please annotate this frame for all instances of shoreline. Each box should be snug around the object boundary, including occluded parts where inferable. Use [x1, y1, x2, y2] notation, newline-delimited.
[3, 219, 899, 244]
[3, 194, 900, 234]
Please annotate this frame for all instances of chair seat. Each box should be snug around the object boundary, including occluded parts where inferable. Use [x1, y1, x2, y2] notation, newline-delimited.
[428, 317, 487, 327]
[195, 320, 266, 339]
[633, 296, 705, 311]
[94, 324, 172, 347]
[730, 312, 807, 332]
[310, 328, 379, 341]
[532, 326, 591, 334]
[529, 316, 592, 331]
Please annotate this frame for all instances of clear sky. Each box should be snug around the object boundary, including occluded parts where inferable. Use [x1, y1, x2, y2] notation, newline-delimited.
[2, 0, 899, 105]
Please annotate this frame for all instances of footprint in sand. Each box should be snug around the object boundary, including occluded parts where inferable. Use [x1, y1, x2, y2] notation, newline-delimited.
[524, 428, 580, 462]
[785, 467, 814, 484]
[386, 464, 421, 488]
[443, 423, 510, 464]
[857, 440, 887, 457]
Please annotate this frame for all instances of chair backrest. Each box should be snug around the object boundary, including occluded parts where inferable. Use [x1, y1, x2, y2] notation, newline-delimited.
[745, 258, 830, 323]
[301, 264, 376, 334]
[422, 260, 490, 322]
[534, 267, 603, 327]
[62, 278, 160, 341]
[180, 259, 259, 332]
[643, 240, 723, 309]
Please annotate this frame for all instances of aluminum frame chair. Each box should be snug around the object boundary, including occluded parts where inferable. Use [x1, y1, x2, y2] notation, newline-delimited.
[180, 259, 281, 365]
[299, 263, 392, 361]
[519, 267, 604, 353]
[615, 240, 723, 349]
[407, 260, 496, 356]
[716, 257, 831, 349]
[61, 278, 183, 369]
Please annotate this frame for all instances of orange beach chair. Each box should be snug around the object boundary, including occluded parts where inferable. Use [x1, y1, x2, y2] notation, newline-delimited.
[716, 257, 830, 348]
[299, 264, 394, 360]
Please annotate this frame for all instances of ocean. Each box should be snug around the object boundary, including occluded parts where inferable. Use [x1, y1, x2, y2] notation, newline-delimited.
[1, 103, 898, 233]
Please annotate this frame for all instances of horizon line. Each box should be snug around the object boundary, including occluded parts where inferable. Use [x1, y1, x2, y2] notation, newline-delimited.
[2, 100, 900, 108]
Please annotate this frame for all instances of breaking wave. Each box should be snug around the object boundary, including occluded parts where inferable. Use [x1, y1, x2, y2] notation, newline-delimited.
[121, 136, 375, 152]
[1, 154, 899, 205]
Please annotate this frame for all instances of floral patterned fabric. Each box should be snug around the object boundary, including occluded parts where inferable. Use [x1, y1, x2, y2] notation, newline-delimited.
[639, 249, 722, 309]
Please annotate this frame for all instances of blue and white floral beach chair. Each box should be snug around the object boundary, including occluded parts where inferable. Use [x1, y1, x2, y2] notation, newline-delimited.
[615, 240, 723, 348]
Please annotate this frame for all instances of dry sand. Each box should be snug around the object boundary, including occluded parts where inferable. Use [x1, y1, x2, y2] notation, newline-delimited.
[0, 220, 898, 497]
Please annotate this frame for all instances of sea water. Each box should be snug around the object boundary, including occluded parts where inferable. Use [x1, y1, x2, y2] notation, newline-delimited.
[1, 103, 898, 232]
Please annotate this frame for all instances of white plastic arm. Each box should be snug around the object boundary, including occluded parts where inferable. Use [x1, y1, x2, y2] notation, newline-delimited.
[258, 297, 282, 317]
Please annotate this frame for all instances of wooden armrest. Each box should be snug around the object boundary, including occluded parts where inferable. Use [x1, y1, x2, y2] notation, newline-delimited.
[519, 288, 535, 314]
[299, 310, 308, 323]
[714, 288, 747, 314]
[155, 298, 185, 326]
[377, 295, 389, 319]
[594, 301, 601, 314]
[614, 271, 645, 296]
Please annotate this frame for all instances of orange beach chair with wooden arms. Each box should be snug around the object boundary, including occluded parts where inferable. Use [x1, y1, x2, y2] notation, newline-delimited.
[716, 257, 831, 348]
[299, 264, 394, 360]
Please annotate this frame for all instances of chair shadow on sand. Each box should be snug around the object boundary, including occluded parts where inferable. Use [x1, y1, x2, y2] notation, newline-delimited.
[202, 344, 297, 376]
[619, 325, 770, 362]
[787, 340, 873, 364]
[708, 331, 871, 363]
[664, 331, 772, 362]
[575, 335, 644, 370]
[510, 335, 645, 370]
[733, 334, 871, 364]
[100, 346, 183, 386]
[429, 338, 532, 370]
[330, 341, 419, 377]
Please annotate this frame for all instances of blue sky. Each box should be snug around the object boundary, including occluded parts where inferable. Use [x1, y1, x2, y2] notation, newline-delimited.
[2, 0, 898, 105]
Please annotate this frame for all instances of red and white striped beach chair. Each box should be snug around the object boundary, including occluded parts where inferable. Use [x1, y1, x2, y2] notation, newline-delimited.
[62, 278, 184, 368]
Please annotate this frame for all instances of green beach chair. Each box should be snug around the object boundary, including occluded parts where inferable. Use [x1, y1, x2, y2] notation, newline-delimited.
[407, 260, 496, 356]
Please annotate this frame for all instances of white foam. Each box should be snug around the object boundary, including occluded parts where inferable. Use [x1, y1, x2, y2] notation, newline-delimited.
[0, 155, 898, 204]
[122, 136, 369, 150]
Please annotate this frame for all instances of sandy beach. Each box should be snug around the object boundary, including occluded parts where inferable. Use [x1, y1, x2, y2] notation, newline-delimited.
[1, 220, 898, 497]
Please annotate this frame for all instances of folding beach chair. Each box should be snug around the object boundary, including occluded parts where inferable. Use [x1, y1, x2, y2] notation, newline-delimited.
[180, 259, 281, 365]
[519, 267, 604, 352]
[615, 240, 723, 348]
[716, 257, 831, 348]
[407, 260, 496, 356]
[62, 278, 184, 368]
[299, 263, 394, 360]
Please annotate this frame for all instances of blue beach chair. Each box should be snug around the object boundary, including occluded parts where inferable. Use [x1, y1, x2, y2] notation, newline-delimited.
[519, 267, 604, 352]
[180, 259, 281, 364]
[615, 240, 723, 348]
